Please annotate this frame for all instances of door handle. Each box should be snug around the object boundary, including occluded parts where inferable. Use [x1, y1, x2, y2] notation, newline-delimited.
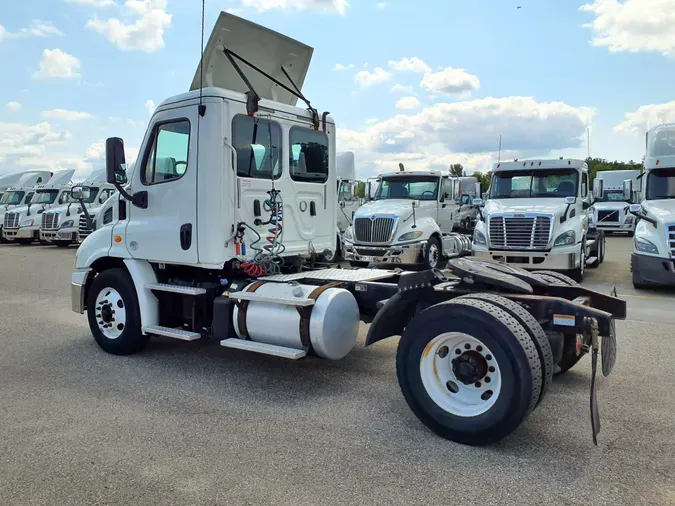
[253, 199, 261, 217]
[442, 203, 447, 208]
[310, 201, 316, 216]
[180, 223, 192, 250]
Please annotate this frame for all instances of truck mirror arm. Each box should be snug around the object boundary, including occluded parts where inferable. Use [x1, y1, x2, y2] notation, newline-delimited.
[630, 209, 657, 228]
[77, 197, 95, 230]
[110, 179, 147, 210]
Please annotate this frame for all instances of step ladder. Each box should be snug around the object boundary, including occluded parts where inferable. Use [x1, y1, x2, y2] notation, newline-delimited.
[142, 325, 201, 341]
[220, 338, 307, 359]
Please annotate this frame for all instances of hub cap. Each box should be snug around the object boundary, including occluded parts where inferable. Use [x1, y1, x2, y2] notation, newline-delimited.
[95, 287, 126, 339]
[428, 243, 439, 268]
[420, 332, 502, 417]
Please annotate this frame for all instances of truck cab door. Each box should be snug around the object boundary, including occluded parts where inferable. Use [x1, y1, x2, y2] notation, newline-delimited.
[580, 170, 590, 232]
[437, 177, 455, 233]
[123, 106, 198, 264]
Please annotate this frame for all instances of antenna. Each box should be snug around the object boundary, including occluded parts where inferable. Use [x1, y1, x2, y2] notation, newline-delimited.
[198, 0, 206, 117]
[498, 134, 502, 163]
[587, 127, 590, 158]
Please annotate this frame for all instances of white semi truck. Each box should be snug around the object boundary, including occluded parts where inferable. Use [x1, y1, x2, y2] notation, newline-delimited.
[70, 11, 625, 447]
[591, 169, 641, 236]
[3, 169, 75, 245]
[454, 176, 481, 232]
[472, 158, 606, 282]
[39, 170, 117, 247]
[0, 170, 53, 243]
[343, 165, 473, 269]
[626, 123, 675, 288]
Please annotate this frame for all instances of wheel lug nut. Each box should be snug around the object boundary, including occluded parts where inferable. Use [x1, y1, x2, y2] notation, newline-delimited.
[485, 377, 491, 383]
[476, 345, 483, 352]
[486, 354, 493, 361]
[464, 343, 471, 350]
[455, 348, 461, 355]
[488, 366, 495, 373]
[474, 381, 482, 388]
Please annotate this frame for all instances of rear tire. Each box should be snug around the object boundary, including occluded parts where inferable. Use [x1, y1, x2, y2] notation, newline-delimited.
[533, 270, 579, 286]
[87, 268, 148, 355]
[396, 298, 542, 446]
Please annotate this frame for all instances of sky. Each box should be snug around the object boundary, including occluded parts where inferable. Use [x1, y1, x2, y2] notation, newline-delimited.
[1, 0, 675, 181]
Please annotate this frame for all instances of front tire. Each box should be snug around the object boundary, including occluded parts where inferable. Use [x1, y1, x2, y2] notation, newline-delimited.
[16, 238, 34, 245]
[54, 240, 72, 248]
[569, 244, 585, 282]
[87, 268, 148, 355]
[396, 298, 542, 446]
[424, 236, 443, 269]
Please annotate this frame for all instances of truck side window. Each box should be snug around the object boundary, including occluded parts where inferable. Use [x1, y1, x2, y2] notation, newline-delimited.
[289, 126, 328, 183]
[142, 119, 191, 185]
[442, 179, 453, 200]
[339, 182, 353, 201]
[25, 192, 34, 204]
[582, 172, 588, 198]
[233, 115, 282, 180]
[102, 207, 113, 225]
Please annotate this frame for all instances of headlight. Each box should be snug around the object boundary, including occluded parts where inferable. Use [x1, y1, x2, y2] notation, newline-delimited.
[625, 215, 634, 224]
[59, 220, 74, 229]
[634, 237, 658, 254]
[473, 229, 486, 245]
[19, 219, 34, 227]
[398, 231, 423, 241]
[344, 227, 353, 240]
[554, 230, 575, 246]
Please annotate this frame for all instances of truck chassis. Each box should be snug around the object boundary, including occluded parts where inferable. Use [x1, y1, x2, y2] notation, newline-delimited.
[74, 256, 624, 446]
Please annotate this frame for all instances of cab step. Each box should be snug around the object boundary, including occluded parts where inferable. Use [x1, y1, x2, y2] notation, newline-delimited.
[586, 256, 598, 266]
[220, 338, 307, 359]
[227, 291, 315, 307]
[142, 325, 201, 341]
[145, 283, 206, 295]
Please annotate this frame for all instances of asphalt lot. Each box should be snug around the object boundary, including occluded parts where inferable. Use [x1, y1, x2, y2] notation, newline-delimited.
[1, 235, 674, 506]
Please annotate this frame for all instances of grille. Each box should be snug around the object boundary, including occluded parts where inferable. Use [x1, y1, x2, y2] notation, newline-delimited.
[78, 213, 95, 239]
[598, 210, 619, 222]
[488, 214, 551, 250]
[354, 217, 395, 243]
[668, 224, 675, 257]
[4, 212, 19, 229]
[41, 212, 59, 230]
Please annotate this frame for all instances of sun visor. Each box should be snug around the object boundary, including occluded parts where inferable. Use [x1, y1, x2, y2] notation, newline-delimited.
[190, 12, 314, 106]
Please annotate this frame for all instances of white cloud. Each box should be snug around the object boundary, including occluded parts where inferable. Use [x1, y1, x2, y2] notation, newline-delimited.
[388, 56, 431, 73]
[145, 99, 156, 116]
[376, 1, 388, 7]
[613, 100, 675, 135]
[580, 0, 675, 57]
[0, 122, 72, 167]
[419, 67, 480, 97]
[240, 0, 349, 14]
[5, 102, 22, 111]
[0, 20, 63, 40]
[395, 96, 421, 110]
[41, 109, 95, 121]
[391, 84, 414, 94]
[354, 67, 392, 88]
[64, 0, 116, 6]
[85, 140, 106, 161]
[336, 96, 594, 177]
[87, 0, 172, 53]
[33, 49, 82, 80]
[333, 63, 354, 71]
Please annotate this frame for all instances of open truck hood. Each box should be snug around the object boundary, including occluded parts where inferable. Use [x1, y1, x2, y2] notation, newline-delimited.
[190, 12, 313, 107]
[42, 169, 75, 188]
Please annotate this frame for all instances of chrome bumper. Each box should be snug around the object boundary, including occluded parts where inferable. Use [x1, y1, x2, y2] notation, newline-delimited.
[472, 249, 578, 270]
[40, 229, 77, 241]
[71, 269, 90, 314]
[344, 240, 426, 265]
[596, 222, 634, 232]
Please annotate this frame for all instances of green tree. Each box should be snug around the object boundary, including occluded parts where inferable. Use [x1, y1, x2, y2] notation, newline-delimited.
[585, 157, 643, 182]
[357, 180, 366, 199]
[449, 163, 464, 177]
[472, 171, 491, 193]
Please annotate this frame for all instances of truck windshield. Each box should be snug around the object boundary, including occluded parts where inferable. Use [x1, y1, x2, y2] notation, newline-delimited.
[33, 190, 59, 205]
[490, 170, 579, 198]
[375, 176, 439, 200]
[0, 191, 24, 205]
[597, 189, 626, 202]
[646, 168, 675, 200]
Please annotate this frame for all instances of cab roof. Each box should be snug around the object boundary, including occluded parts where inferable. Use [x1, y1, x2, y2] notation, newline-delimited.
[378, 169, 449, 178]
[492, 158, 586, 171]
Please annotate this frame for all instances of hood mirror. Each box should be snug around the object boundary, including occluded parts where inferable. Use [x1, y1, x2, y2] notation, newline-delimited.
[593, 178, 604, 200]
[622, 179, 633, 203]
[564, 196, 577, 204]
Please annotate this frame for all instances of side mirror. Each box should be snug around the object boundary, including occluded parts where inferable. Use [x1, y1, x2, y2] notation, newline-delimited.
[453, 181, 461, 201]
[475, 182, 482, 197]
[71, 185, 91, 201]
[106, 137, 127, 185]
[565, 196, 577, 205]
[439, 192, 445, 203]
[629, 203, 642, 215]
[622, 179, 633, 202]
[353, 185, 359, 199]
[339, 201, 346, 208]
[366, 181, 372, 201]
[593, 178, 604, 200]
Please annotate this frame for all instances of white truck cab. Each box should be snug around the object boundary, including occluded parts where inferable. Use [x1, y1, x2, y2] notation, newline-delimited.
[627, 123, 675, 288]
[343, 165, 473, 269]
[591, 169, 641, 236]
[453, 176, 480, 232]
[40, 169, 117, 247]
[0, 170, 52, 243]
[472, 158, 605, 282]
[3, 169, 75, 245]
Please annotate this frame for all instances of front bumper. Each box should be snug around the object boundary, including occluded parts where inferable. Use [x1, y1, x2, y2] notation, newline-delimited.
[71, 269, 90, 314]
[40, 228, 77, 241]
[343, 240, 426, 265]
[2, 226, 39, 240]
[631, 253, 675, 286]
[596, 221, 634, 232]
[472, 246, 579, 271]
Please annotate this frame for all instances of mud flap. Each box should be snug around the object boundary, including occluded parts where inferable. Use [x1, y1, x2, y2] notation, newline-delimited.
[590, 347, 600, 446]
[601, 319, 617, 377]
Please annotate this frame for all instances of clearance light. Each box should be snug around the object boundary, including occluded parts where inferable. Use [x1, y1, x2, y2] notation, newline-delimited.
[568, 160, 571, 165]
[656, 160, 660, 166]
[538, 161, 542, 166]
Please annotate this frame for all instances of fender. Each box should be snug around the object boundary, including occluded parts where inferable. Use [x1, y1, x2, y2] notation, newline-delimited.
[123, 258, 159, 331]
[365, 290, 421, 346]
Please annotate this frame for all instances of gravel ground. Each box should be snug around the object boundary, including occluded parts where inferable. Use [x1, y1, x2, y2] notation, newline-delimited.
[1, 236, 674, 506]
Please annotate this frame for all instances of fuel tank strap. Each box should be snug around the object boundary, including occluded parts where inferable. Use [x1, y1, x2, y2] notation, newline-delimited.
[296, 282, 343, 347]
[235, 281, 266, 339]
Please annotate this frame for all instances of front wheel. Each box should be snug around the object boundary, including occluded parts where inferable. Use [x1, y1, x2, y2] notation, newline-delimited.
[54, 240, 72, 248]
[396, 298, 542, 446]
[569, 244, 585, 282]
[424, 236, 443, 269]
[16, 238, 35, 245]
[87, 268, 148, 355]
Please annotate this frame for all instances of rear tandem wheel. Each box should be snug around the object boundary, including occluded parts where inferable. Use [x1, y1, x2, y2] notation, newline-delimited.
[396, 297, 544, 446]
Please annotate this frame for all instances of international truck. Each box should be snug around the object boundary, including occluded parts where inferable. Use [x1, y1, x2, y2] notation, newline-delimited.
[2, 169, 75, 244]
[471, 158, 606, 282]
[0, 170, 53, 243]
[70, 11, 625, 447]
[591, 169, 641, 236]
[39, 169, 117, 247]
[343, 165, 473, 269]
[626, 123, 675, 288]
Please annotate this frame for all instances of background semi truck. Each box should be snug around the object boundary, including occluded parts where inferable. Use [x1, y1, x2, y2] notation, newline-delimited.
[471, 158, 605, 282]
[591, 169, 641, 236]
[0, 170, 52, 243]
[627, 123, 675, 288]
[325, 151, 362, 263]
